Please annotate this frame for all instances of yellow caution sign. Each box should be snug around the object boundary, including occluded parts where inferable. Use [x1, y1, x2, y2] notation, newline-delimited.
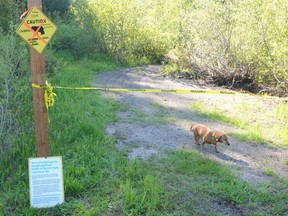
[17, 6, 57, 53]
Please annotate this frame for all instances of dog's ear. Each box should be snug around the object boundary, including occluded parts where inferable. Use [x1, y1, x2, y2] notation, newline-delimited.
[216, 133, 230, 145]
[214, 132, 224, 142]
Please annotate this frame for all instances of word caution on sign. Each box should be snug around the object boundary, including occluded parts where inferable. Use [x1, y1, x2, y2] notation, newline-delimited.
[17, 6, 57, 53]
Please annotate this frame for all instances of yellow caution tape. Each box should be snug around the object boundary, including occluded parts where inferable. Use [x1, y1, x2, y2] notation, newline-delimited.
[32, 81, 56, 110]
[52, 86, 241, 95]
[32, 81, 258, 110]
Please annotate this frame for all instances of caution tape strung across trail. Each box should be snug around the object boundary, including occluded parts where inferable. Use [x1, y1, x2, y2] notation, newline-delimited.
[32, 81, 254, 110]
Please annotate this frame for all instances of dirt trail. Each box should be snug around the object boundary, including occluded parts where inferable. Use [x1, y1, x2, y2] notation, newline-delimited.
[94, 65, 288, 184]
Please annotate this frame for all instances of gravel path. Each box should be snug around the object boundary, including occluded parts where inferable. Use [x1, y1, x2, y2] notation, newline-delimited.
[94, 65, 288, 184]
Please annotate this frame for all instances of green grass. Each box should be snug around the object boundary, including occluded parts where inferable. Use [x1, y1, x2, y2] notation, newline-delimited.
[191, 101, 248, 128]
[275, 101, 288, 121]
[230, 124, 266, 144]
[155, 149, 288, 215]
[1, 53, 288, 215]
[191, 100, 288, 147]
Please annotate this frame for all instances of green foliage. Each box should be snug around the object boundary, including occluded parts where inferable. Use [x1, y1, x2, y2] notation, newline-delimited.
[2, 0, 288, 90]
[67, 0, 288, 91]
[235, 0, 288, 88]
[0, 0, 26, 31]
[166, 0, 288, 90]
[72, 0, 173, 64]
[0, 24, 61, 156]
[51, 23, 98, 59]
[0, 26, 31, 155]
[120, 169, 163, 215]
[43, 0, 71, 16]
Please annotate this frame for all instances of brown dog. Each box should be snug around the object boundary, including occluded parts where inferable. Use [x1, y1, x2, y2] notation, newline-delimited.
[190, 124, 230, 153]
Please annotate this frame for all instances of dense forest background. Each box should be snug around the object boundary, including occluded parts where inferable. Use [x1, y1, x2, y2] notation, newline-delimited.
[1, 0, 288, 154]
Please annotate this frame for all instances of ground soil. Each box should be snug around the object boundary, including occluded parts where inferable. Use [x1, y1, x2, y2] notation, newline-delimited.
[94, 65, 288, 185]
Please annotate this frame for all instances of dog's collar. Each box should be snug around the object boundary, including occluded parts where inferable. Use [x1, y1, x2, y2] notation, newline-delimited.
[212, 133, 217, 141]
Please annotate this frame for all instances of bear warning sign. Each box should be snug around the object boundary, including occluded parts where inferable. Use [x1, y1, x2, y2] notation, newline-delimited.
[17, 6, 57, 53]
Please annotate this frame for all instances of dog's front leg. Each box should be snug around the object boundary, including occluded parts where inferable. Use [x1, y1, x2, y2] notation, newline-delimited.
[201, 141, 206, 150]
[194, 133, 200, 145]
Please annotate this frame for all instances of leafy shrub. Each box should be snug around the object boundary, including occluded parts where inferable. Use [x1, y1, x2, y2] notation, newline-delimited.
[43, 0, 71, 16]
[0, 27, 31, 154]
[71, 0, 172, 64]
[164, 0, 288, 93]
[52, 23, 98, 59]
[0, 1, 25, 31]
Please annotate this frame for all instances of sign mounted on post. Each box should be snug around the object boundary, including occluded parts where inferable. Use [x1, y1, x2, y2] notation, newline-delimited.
[17, 6, 57, 53]
[28, 157, 65, 208]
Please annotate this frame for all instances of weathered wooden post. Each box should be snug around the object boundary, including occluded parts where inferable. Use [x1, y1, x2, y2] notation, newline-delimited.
[28, 0, 50, 157]
[17, 2, 64, 208]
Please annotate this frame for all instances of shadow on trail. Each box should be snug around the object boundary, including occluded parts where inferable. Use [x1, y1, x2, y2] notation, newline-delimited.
[201, 146, 249, 166]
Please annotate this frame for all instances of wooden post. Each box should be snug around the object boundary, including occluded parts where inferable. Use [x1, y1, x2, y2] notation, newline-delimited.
[28, 0, 50, 157]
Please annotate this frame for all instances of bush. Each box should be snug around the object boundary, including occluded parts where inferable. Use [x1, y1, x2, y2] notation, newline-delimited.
[43, 0, 71, 16]
[0, 26, 31, 155]
[0, 0, 26, 32]
[52, 23, 98, 59]
[164, 0, 288, 93]
[71, 0, 172, 64]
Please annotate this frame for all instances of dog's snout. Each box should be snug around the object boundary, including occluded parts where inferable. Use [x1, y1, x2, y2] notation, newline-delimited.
[226, 141, 230, 146]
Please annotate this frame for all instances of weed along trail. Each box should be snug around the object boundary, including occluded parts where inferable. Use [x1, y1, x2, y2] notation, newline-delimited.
[94, 65, 288, 184]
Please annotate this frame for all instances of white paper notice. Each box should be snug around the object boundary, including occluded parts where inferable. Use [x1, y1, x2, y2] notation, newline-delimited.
[28, 156, 65, 208]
